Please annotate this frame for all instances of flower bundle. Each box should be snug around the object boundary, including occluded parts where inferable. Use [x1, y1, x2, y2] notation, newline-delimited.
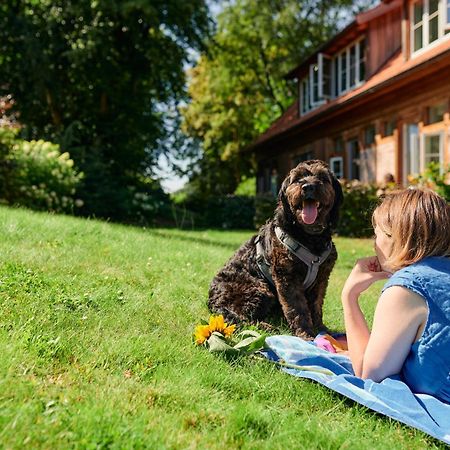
[193, 315, 266, 356]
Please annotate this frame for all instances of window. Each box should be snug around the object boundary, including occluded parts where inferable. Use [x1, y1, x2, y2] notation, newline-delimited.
[447, 0, 450, 28]
[423, 134, 442, 167]
[364, 124, 376, 146]
[335, 39, 366, 95]
[384, 119, 396, 136]
[300, 78, 311, 115]
[318, 53, 332, 98]
[329, 156, 344, 179]
[293, 151, 314, 166]
[428, 102, 446, 123]
[347, 138, 360, 180]
[334, 137, 344, 153]
[411, 0, 450, 54]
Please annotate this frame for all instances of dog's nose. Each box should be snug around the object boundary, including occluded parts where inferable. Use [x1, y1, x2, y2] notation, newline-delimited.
[302, 183, 316, 195]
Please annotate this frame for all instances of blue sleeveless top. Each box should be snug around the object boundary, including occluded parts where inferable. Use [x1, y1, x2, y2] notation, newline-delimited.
[382, 257, 450, 403]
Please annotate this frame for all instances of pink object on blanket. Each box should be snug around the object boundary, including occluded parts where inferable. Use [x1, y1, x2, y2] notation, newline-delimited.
[314, 335, 337, 353]
[314, 333, 348, 353]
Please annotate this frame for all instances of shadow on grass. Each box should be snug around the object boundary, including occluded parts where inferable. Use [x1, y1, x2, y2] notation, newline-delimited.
[148, 229, 254, 251]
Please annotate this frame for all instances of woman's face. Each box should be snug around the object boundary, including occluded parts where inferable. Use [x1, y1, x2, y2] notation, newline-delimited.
[374, 225, 393, 272]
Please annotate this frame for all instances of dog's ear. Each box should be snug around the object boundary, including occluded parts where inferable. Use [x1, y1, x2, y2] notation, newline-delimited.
[278, 173, 292, 212]
[329, 173, 344, 230]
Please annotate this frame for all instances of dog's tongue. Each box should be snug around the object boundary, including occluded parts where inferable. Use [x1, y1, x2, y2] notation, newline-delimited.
[301, 201, 318, 225]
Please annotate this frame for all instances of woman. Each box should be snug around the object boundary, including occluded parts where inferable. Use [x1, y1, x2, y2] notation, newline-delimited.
[342, 188, 450, 402]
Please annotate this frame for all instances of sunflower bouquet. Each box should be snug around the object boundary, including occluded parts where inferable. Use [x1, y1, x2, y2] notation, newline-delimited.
[193, 315, 266, 356]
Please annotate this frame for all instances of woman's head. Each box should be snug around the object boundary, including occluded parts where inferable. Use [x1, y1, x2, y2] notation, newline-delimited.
[372, 188, 450, 272]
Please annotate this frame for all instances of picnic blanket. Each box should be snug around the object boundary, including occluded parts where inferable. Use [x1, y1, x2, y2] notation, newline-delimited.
[262, 335, 450, 445]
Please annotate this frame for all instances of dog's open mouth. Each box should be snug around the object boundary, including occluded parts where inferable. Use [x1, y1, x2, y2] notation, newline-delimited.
[301, 199, 319, 225]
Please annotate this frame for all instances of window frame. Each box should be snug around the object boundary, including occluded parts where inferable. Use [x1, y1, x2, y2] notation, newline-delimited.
[334, 37, 366, 96]
[421, 131, 444, 172]
[410, 0, 450, 56]
[329, 156, 344, 179]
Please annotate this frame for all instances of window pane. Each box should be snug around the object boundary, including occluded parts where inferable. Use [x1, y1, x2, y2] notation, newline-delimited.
[429, 16, 439, 43]
[424, 135, 441, 165]
[349, 45, 356, 87]
[428, 103, 446, 123]
[414, 25, 423, 51]
[340, 53, 347, 92]
[358, 40, 366, 81]
[322, 57, 331, 97]
[334, 57, 339, 96]
[429, 0, 439, 14]
[365, 124, 376, 145]
[413, 2, 423, 25]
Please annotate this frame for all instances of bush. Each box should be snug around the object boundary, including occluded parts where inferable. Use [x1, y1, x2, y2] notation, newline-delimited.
[0, 127, 83, 213]
[254, 193, 277, 228]
[408, 162, 450, 201]
[174, 195, 255, 229]
[336, 180, 380, 238]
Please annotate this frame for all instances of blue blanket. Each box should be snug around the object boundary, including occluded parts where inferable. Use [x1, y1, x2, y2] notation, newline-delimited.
[262, 335, 450, 445]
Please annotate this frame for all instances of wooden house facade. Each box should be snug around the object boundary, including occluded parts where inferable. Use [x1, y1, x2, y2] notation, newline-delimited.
[250, 0, 450, 193]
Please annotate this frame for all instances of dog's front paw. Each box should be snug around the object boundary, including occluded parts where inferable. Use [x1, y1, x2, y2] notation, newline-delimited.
[294, 329, 314, 341]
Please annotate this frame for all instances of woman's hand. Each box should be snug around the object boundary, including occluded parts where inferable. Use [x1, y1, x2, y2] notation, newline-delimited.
[342, 256, 391, 301]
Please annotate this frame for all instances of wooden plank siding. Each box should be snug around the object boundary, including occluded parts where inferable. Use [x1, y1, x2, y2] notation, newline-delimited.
[251, 0, 450, 194]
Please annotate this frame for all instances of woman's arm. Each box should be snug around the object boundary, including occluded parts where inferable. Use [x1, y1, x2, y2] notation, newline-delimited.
[341, 257, 428, 380]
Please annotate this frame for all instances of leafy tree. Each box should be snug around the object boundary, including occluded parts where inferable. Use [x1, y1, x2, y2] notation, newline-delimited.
[182, 0, 376, 197]
[0, 0, 211, 219]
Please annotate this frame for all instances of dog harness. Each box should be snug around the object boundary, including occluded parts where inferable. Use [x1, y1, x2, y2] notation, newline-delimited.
[255, 227, 332, 291]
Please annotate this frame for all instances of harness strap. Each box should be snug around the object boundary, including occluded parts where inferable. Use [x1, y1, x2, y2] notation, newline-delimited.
[274, 226, 332, 291]
[255, 235, 275, 288]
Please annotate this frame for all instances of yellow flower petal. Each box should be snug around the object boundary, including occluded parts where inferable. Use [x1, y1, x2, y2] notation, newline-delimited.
[209, 314, 225, 332]
[194, 324, 211, 345]
[223, 324, 236, 338]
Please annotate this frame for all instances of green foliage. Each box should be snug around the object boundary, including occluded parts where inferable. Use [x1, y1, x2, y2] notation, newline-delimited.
[0, 0, 211, 219]
[337, 180, 380, 238]
[234, 176, 256, 196]
[0, 127, 82, 213]
[182, 0, 376, 197]
[0, 205, 438, 448]
[254, 193, 278, 228]
[176, 194, 256, 229]
[408, 162, 450, 201]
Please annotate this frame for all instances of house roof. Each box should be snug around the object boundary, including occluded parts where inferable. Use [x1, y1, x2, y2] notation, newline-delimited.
[249, 37, 450, 151]
[286, 0, 402, 80]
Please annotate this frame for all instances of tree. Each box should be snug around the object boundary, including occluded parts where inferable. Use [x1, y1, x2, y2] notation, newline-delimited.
[182, 0, 376, 197]
[0, 0, 211, 219]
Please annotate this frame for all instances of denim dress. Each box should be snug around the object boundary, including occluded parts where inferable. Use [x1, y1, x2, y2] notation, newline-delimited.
[382, 256, 450, 403]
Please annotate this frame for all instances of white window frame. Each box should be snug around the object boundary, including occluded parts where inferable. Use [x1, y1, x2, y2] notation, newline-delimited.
[333, 37, 366, 97]
[300, 77, 311, 115]
[411, 0, 450, 57]
[318, 53, 332, 99]
[421, 131, 444, 173]
[329, 156, 344, 179]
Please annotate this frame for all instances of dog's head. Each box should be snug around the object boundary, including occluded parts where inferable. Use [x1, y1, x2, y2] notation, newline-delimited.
[277, 160, 343, 234]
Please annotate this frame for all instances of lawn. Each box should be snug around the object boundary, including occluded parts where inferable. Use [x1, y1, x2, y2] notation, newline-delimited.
[0, 205, 445, 449]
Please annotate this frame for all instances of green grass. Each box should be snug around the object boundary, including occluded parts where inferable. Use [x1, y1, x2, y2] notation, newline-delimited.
[0, 205, 445, 449]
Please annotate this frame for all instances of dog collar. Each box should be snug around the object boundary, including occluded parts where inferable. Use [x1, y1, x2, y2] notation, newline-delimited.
[274, 226, 332, 291]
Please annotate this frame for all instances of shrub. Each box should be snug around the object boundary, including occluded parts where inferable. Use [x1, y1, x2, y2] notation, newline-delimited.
[408, 162, 450, 201]
[0, 128, 83, 213]
[175, 195, 255, 229]
[253, 193, 277, 228]
[336, 180, 380, 238]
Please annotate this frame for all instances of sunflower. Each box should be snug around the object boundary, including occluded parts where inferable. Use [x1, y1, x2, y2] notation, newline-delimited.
[194, 314, 236, 345]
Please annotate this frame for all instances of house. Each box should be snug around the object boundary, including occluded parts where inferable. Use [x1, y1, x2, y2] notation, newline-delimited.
[250, 0, 450, 193]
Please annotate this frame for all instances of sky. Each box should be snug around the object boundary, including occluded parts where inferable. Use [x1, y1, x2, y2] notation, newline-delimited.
[157, 1, 223, 194]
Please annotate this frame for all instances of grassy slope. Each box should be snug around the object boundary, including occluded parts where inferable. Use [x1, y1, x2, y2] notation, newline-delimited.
[0, 206, 445, 449]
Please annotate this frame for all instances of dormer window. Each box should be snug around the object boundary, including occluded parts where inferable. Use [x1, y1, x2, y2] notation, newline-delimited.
[334, 38, 366, 96]
[411, 0, 450, 54]
[299, 40, 365, 116]
[446, 0, 450, 29]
